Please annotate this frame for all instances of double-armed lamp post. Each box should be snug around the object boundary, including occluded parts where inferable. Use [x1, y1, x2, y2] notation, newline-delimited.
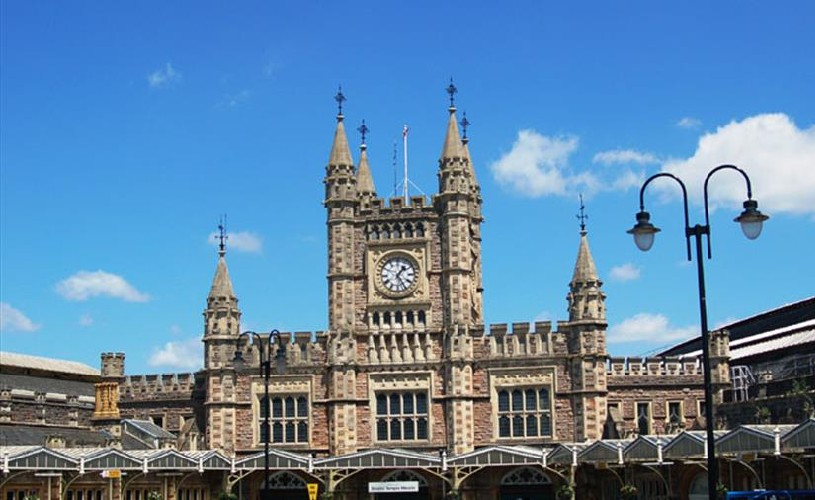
[233, 330, 286, 500]
[627, 164, 768, 500]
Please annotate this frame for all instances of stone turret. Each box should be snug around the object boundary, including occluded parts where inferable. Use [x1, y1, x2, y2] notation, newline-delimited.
[564, 221, 609, 442]
[92, 353, 123, 445]
[202, 233, 241, 453]
[203, 237, 241, 368]
[567, 228, 606, 323]
[325, 89, 358, 333]
[436, 84, 483, 328]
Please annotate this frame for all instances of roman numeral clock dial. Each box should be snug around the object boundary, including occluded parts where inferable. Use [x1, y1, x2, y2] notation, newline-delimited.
[380, 256, 417, 294]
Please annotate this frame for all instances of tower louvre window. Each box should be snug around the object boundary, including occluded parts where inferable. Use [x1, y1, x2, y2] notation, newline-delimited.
[496, 386, 553, 439]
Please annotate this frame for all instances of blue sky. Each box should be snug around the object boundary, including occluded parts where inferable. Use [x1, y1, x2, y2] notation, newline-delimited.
[1, 1, 813, 375]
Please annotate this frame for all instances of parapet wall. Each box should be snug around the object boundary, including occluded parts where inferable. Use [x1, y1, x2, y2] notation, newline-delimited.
[607, 356, 701, 377]
[120, 373, 197, 399]
[486, 321, 559, 357]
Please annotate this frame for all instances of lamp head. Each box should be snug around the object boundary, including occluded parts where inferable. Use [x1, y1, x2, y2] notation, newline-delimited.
[734, 199, 769, 240]
[627, 211, 661, 251]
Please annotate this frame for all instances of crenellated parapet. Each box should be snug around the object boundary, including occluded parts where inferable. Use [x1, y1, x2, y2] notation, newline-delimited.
[280, 331, 328, 366]
[120, 373, 197, 399]
[607, 356, 701, 377]
[361, 195, 435, 216]
[487, 321, 556, 357]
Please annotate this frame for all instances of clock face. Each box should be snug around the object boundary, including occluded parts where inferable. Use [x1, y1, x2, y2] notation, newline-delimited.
[380, 256, 417, 293]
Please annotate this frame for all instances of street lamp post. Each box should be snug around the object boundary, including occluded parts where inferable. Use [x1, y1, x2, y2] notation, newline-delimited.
[627, 164, 768, 500]
[233, 330, 286, 500]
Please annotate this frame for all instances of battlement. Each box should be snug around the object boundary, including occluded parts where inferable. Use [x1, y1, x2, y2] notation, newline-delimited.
[121, 372, 197, 397]
[607, 356, 701, 377]
[487, 321, 555, 357]
[362, 195, 436, 216]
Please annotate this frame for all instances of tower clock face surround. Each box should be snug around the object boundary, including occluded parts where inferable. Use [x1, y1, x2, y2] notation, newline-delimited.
[378, 255, 418, 295]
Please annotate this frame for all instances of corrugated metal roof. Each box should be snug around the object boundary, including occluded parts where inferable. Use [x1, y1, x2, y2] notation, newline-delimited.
[0, 352, 99, 377]
[730, 328, 815, 361]
[677, 322, 815, 360]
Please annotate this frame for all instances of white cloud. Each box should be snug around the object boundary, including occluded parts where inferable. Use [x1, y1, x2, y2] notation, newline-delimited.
[609, 263, 641, 282]
[79, 314, 94, 327]
[491, 130, 578, 197]
[677, 117, 702, 129]
[208, 230, 263, 253]
[148, 63, 182, 89]
[660, 113, 815, 217]
[608, 313, 698, 344]
[491, 130, 644, 198]
[0, 303, 41, 332]
[56, 271, 150, 302]
[148, 338, 203, 370]
[593, 149, 659, 166]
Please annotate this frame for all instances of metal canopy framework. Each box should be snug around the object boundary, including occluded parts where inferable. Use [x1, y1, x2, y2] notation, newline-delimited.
[314, 448, 438, 470]
[716, 424, 798, 454]
[449, 446, 542, 467]
[2, 419, 813, 475]
[235, 449, 309, 471]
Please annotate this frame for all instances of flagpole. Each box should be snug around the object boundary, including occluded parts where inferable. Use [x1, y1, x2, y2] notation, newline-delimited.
[403, 124, 409, 201]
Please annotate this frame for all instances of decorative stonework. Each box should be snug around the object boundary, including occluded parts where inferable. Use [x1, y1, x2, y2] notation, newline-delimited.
[93, 381, 120, 419]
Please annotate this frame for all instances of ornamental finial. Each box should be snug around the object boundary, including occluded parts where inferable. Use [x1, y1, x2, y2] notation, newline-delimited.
[335, 86, 346, 118]
[357, 120, 369, 147]
[577, 194, 589, 234]
[446, 78, 457, 108]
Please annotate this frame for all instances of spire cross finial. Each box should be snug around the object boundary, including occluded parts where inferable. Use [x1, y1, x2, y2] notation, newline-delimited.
[216, 215, 229, 256]
[446, 78, 457, 108]
[577, 194, 589, 234]
[460, 112, 470, 142]
[335, 86, 346, 117]
[357, 120, 369, 147]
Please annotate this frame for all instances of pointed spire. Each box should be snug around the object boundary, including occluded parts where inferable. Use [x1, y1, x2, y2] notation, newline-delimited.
[328, 86, 354, 167]
[209, 217, 235, 300]
[460, 111, 478, 184]
[568, 199, 605, 322]
[571, 196, 598, 283]
[571, 230, 599, 285]
[440, 79, 466, 161]
[356, 120, 376, 198]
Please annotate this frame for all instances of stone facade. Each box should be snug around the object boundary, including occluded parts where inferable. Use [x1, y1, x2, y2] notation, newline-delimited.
[188, 95, 710, 459]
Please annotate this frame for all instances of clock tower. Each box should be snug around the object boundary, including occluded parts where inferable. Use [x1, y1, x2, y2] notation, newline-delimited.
[324, 84, 483, 339]
[322, 84, 483, 454]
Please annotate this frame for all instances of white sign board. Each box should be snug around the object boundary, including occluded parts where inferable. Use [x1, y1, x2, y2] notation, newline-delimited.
[368, 482, 419, 493]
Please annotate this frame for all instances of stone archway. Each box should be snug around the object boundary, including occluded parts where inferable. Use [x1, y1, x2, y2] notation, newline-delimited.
[499, 467, 554, 500]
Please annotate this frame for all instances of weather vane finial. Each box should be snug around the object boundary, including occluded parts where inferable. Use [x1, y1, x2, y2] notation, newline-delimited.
[335, 85, 346, 118]
[460, 112, 470, 143]
[577, 194, 589, 234]
[357, 120, 369, 148]
[446, 78, 457, 108]
[216, 215, 228, 256]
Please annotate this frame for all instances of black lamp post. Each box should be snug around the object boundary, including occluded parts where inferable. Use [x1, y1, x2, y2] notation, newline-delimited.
[627, 164, 768, 500]
[233, 330, 286, 500]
